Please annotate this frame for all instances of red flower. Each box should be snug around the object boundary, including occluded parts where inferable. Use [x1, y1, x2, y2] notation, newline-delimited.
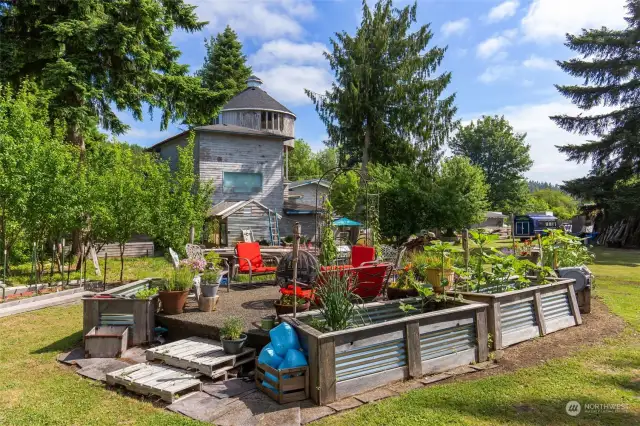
[279, 285, 313, 300]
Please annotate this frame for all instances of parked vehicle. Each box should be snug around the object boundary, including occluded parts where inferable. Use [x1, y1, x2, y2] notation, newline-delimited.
[513, 213, 559, 239]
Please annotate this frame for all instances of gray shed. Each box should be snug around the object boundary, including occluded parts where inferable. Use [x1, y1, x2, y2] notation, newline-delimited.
[209, 199, 281, 246]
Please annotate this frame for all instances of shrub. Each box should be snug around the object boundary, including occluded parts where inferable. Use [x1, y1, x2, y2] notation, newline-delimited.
[220, 317, 244, 340]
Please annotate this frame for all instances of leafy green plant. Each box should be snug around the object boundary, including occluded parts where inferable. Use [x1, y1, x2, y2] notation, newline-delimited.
[541, 229, 594, 268]
[162, 267, 194, 292]
[220, 317, 244, 340]
[201, 269, 220, 284]
[398, 301, 417, 316]
[319, 199, 338, 266]
[204, 250, 223, 269]
[315, 271, 361, 331]
[134, 287, 158, 299]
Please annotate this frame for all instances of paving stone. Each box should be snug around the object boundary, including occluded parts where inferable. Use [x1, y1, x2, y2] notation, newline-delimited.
[420, 373, 451, 385]
[258, 406, 301, 426]
[167, 391, 236, 422]
[299, 400, 335, 425]
[203, 378, 256, 399]
[57, 347, 85, 365]
[447, 365, 476, 376]
[470, 361, 498, 371]
[354, 387, 398, 403]
[120, 347, 147, 364]
[77, 359, 130, 382]
[388, 380, 425, 394]
[75, 357, 112, 369]
[212, 388, 298, 426]
[327, 397, 363, 412]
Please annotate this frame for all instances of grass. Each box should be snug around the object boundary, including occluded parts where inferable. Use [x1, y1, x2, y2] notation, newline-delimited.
[0, 246, 638, 425]
[4, 256, 175, 287]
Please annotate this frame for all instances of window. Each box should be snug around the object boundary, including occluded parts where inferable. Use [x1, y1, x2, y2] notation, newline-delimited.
[516, 221, 530, 236]
[268, 112, 273, 129]
[223, 172, 262, 194]
[261, 111, 267, 129]
[273, 113, 278, 130]
[280, 115, 284, 131]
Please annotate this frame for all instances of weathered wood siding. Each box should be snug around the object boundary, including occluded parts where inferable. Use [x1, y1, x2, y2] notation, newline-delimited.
[221, 110, 295, 139]
[226, 204, 272, 245]
[95, 241, 154, 258]
[288, 185, 328, 204]
[199, 132, 284, 212]
[280, 214, 318, 240]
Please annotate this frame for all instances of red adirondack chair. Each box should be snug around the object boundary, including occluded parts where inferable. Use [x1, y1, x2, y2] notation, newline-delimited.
[233, 242, 278, 284]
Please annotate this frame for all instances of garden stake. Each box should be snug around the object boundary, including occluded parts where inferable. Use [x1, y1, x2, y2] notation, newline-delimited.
[60, 239, 65, 286]
[66, 247, 71, 288]
[3, 248, 6, 288]
[292, 222, 301, 318]
[30, 242, 36, 289]
[103, 252, 108, 291]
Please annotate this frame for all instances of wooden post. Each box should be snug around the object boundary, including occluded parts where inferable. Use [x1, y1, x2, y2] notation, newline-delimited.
[292, 222, 301, 318]
[566, 282, 583, 325]
[510, 214, 516, 254]
[405, 321, 422, 378]
[103, 252, 108, 291]
[189, 226, 195, 244]
[533, 289, 547, 336]
[462, 229, 470, 271]
[490, 299, 502, 350]
[475, 307, 489, 361]
[318, 337, 336, 405]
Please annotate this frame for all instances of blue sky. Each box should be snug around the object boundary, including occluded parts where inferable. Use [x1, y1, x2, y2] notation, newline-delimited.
[117, 0, 627, 184]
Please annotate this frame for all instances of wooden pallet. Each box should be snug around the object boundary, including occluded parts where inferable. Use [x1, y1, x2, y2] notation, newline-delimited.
[106, 363, 201, 402]
[145, 336, 256, 379]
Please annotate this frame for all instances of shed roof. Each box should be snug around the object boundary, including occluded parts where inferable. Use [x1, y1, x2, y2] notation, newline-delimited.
[209, 199, 281, 219]
[222, 86, 294, 116]
[283, 200, 324, 215]
[288, 179, 331, 190]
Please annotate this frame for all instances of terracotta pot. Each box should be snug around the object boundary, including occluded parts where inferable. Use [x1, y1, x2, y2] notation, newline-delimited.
[425, 268, 455, 293]
[274, 300, 310, 317]
[158, 290, 189, 314]
[387, 287, 419, 300]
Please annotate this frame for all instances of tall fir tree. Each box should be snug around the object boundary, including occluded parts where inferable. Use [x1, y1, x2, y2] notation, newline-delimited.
[0, 0, 225, 153]
[552, 0, 640, 187]
[197, 25, 252, 116]
[306, 0, 457, 175]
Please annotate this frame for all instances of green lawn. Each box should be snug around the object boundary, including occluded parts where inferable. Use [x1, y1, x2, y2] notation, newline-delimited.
[0, 247, 638, 425]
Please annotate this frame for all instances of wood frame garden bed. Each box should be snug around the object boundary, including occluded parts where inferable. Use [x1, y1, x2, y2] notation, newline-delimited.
[281, 298, 489, 405]
[451, 278, 582, 350]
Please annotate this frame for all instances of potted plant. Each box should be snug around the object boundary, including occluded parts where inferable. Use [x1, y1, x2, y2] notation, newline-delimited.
[421, 241, 458, 293]
[387, 264, 419, 299]
[274, 285, 312, 316]
[158, 268, 194, 314]
[220, 316, 247, 354]
[201, 269, 220, 298]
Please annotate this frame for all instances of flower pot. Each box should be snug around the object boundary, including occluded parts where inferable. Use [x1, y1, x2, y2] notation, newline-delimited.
[201, 283, 220, 298]
[274, 300, 310, 317]
[261, 315, 276, 330]
[158, 290, 189, 315]
[221, 334, 247, 354]
[387, 286, 418, 300]
[425, 268, 455, 293]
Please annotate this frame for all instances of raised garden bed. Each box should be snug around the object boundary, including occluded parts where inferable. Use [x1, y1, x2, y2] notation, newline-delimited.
[82, 278, 160, 346]
[450, 277, 582, 350]
[281, 297, 489, 405]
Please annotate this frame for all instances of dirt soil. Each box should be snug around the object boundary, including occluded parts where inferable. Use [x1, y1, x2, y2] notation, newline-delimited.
[443, 297, 626, 384]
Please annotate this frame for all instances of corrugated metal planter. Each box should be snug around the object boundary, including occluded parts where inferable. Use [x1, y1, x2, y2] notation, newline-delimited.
[82, 278, 160, 346]
[451, 277, 582, 350]
[281, 298, 489, 405]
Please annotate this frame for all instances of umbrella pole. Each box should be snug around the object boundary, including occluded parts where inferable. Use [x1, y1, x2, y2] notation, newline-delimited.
[292, 222, 301, 319]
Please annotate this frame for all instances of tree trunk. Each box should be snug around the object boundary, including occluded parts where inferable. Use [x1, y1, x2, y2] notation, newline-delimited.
[67, 123, 86, 258]
[120, 244, 125, 283]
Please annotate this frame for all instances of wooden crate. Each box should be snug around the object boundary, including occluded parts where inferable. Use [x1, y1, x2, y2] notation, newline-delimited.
[85, 326, 128, 358]
[255, 362, 309, 404]
[281, 299, 489, 405]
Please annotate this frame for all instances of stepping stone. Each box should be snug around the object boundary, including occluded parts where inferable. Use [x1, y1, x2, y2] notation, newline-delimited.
[354, 388, 397, 403]
[447, 365, 476, 376]
[57, 347, 85, 365]
[258, 406, 301, 426]
[203, 378, 256, 399]
[421, 373, 451, 385]
[299, 400, 335, 425]
[327, 397, 363, 412]
[211, 388, 297, 426]
[121, 347, 147, 364]
[388, 380, 424, 394]
[75, 358, 112, 369]
[470, 361, 498, 371]
[167, 391, 236, 423]
[77, 359, 130, 382]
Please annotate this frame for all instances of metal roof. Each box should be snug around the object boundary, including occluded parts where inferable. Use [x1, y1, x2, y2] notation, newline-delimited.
[222, 86, 294, 115]
[288, 179, 331, 190]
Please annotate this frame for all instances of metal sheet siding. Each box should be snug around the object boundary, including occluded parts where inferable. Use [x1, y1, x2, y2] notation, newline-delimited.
[335, 338, 407, 382]
[351, 299, 422, 327]
[420, 323, 476, 361]
[227, 208, 271, 245]
[501, 300, 537, 332]
[541, 292, 572, 320]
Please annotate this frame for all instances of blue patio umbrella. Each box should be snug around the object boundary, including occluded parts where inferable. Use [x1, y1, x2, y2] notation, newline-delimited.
[333, 217, 362, 227]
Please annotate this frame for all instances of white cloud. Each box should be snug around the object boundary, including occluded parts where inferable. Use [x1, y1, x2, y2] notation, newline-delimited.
[259, 65, 333, 106]
[478, 64, 517, 83]
[190, 0, 316, 39]
[521, 0, 626, 42]
[441, 18, 470, 37]
[249, 40, 327, 67]
[465, 99, 614, 183]
[487, 1, 519, 23]
[523, 55, 558, 71]
[476, 35, 510, 59]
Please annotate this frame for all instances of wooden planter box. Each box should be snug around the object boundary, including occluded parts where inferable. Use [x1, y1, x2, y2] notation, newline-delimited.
[85, 326, 128, 358]
[255, 363, 309, 404]
[451, 278, 582, 350]
[83, 279, 159, 346]
[281, 298, 489, 405]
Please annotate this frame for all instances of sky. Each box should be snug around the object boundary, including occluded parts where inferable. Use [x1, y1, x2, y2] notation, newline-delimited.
[116, 0, 628, 184]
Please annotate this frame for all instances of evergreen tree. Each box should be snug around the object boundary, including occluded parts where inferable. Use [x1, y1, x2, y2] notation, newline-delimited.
[307, 0, 457, 175]
[552, 0, 640, 185]
[450, 115, 532, 214]
[197, 25, 252, 115]
[0, 1, 224, 153]
[288, 139, 321, 180]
